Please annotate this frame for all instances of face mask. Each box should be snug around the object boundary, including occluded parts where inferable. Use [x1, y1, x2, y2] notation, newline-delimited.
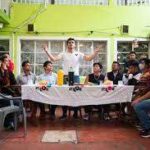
[139, 63, 145, 71]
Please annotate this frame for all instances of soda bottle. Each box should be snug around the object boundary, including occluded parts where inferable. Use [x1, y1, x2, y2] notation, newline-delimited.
[68, 67, 74, 86]
[57, 69, 64, 86]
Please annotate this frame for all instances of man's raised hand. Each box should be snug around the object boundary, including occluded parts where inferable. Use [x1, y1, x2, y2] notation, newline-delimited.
[94, 44, 105, 54]
[43, 44, 48, 52]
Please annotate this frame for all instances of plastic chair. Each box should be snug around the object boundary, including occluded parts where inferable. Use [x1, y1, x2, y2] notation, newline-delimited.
[0, 93, 27, 137]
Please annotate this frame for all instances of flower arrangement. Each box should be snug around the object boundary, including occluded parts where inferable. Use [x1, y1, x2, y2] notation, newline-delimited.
[103, 80, 114, 92]
[36, 80, 51, 91]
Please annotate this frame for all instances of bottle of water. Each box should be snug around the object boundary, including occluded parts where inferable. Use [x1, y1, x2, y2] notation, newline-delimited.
[57, 69, 64, 86]
[68, 67, 74, 86]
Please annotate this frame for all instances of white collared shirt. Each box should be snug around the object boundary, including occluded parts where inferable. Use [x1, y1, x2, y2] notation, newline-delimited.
[17, 72, 36, 85]
[58, 51, 84, 75]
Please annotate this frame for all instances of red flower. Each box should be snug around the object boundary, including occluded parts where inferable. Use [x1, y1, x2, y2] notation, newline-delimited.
[106, 86, 113, 92]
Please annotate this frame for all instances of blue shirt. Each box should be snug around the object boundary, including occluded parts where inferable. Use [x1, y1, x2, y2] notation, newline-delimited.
[38, 72, 57, 85]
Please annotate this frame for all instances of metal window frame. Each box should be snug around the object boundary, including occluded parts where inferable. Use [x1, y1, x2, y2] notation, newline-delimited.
[17, 36, 110, 75]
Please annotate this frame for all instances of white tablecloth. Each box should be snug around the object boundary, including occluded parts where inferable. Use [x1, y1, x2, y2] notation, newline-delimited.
[22, 85, 134, 106]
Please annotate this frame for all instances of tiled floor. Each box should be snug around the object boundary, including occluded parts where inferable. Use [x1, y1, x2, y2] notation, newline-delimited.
[0, 109, 149, 150]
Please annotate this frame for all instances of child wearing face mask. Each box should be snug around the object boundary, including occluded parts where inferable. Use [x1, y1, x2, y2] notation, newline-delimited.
[139, 62, 146, 72]
[123, 60, 141, 85]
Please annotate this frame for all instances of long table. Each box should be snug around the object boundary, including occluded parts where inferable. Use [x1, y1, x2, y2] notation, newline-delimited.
[21, 85, 134, 107]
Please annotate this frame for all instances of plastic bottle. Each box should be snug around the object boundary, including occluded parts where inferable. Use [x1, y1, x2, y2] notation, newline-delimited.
[68, 67, 74, 86]
[57, 69, 64, 86]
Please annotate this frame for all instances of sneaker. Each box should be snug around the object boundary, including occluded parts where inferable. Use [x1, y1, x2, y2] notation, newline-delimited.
[5, 122, 15, 130]
[135, 124, 141, 128]
[103, 113, 110, 120]
[83, 114, 90, 121]
[59, 115, 67, 121]
[135, 125, 144, 131]
[140, 129, 150, 138]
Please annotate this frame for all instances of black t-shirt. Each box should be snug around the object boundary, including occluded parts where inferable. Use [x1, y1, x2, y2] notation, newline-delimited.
[0, 69, 16, 87]
[107, 71, 123, 85]
[88, 73, 105, 85]
[0, 69, 17, 96]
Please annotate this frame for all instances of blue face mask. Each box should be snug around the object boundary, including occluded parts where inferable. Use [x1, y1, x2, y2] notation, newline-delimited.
[139, 63, 145, 71]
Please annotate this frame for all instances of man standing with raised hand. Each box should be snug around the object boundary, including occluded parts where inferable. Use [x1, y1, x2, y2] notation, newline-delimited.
[43, 38, 103, 119]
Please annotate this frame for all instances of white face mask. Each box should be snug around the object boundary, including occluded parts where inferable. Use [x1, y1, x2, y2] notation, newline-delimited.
[139, 63, 145, 71]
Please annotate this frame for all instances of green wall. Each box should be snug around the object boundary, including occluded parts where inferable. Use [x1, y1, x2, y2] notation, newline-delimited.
[0, 9, 10, 24]
[1, 3, 150, 74]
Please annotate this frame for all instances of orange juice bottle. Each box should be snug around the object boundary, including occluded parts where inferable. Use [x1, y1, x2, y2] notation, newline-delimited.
[57, 69, 64, 86]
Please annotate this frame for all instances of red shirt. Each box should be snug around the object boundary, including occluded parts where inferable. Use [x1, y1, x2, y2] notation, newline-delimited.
[8, 60, 14, 72]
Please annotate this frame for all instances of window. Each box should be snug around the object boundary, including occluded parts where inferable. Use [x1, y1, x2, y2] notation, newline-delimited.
[117, 0, 150, 5]
[55, 0, 108, 5]
[13, 0, 108, 5]
[13, 0, 45, 3]
[20, 39, 107, 75]
[117, 40, 149, 71]
[0, 39, 9, 57]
